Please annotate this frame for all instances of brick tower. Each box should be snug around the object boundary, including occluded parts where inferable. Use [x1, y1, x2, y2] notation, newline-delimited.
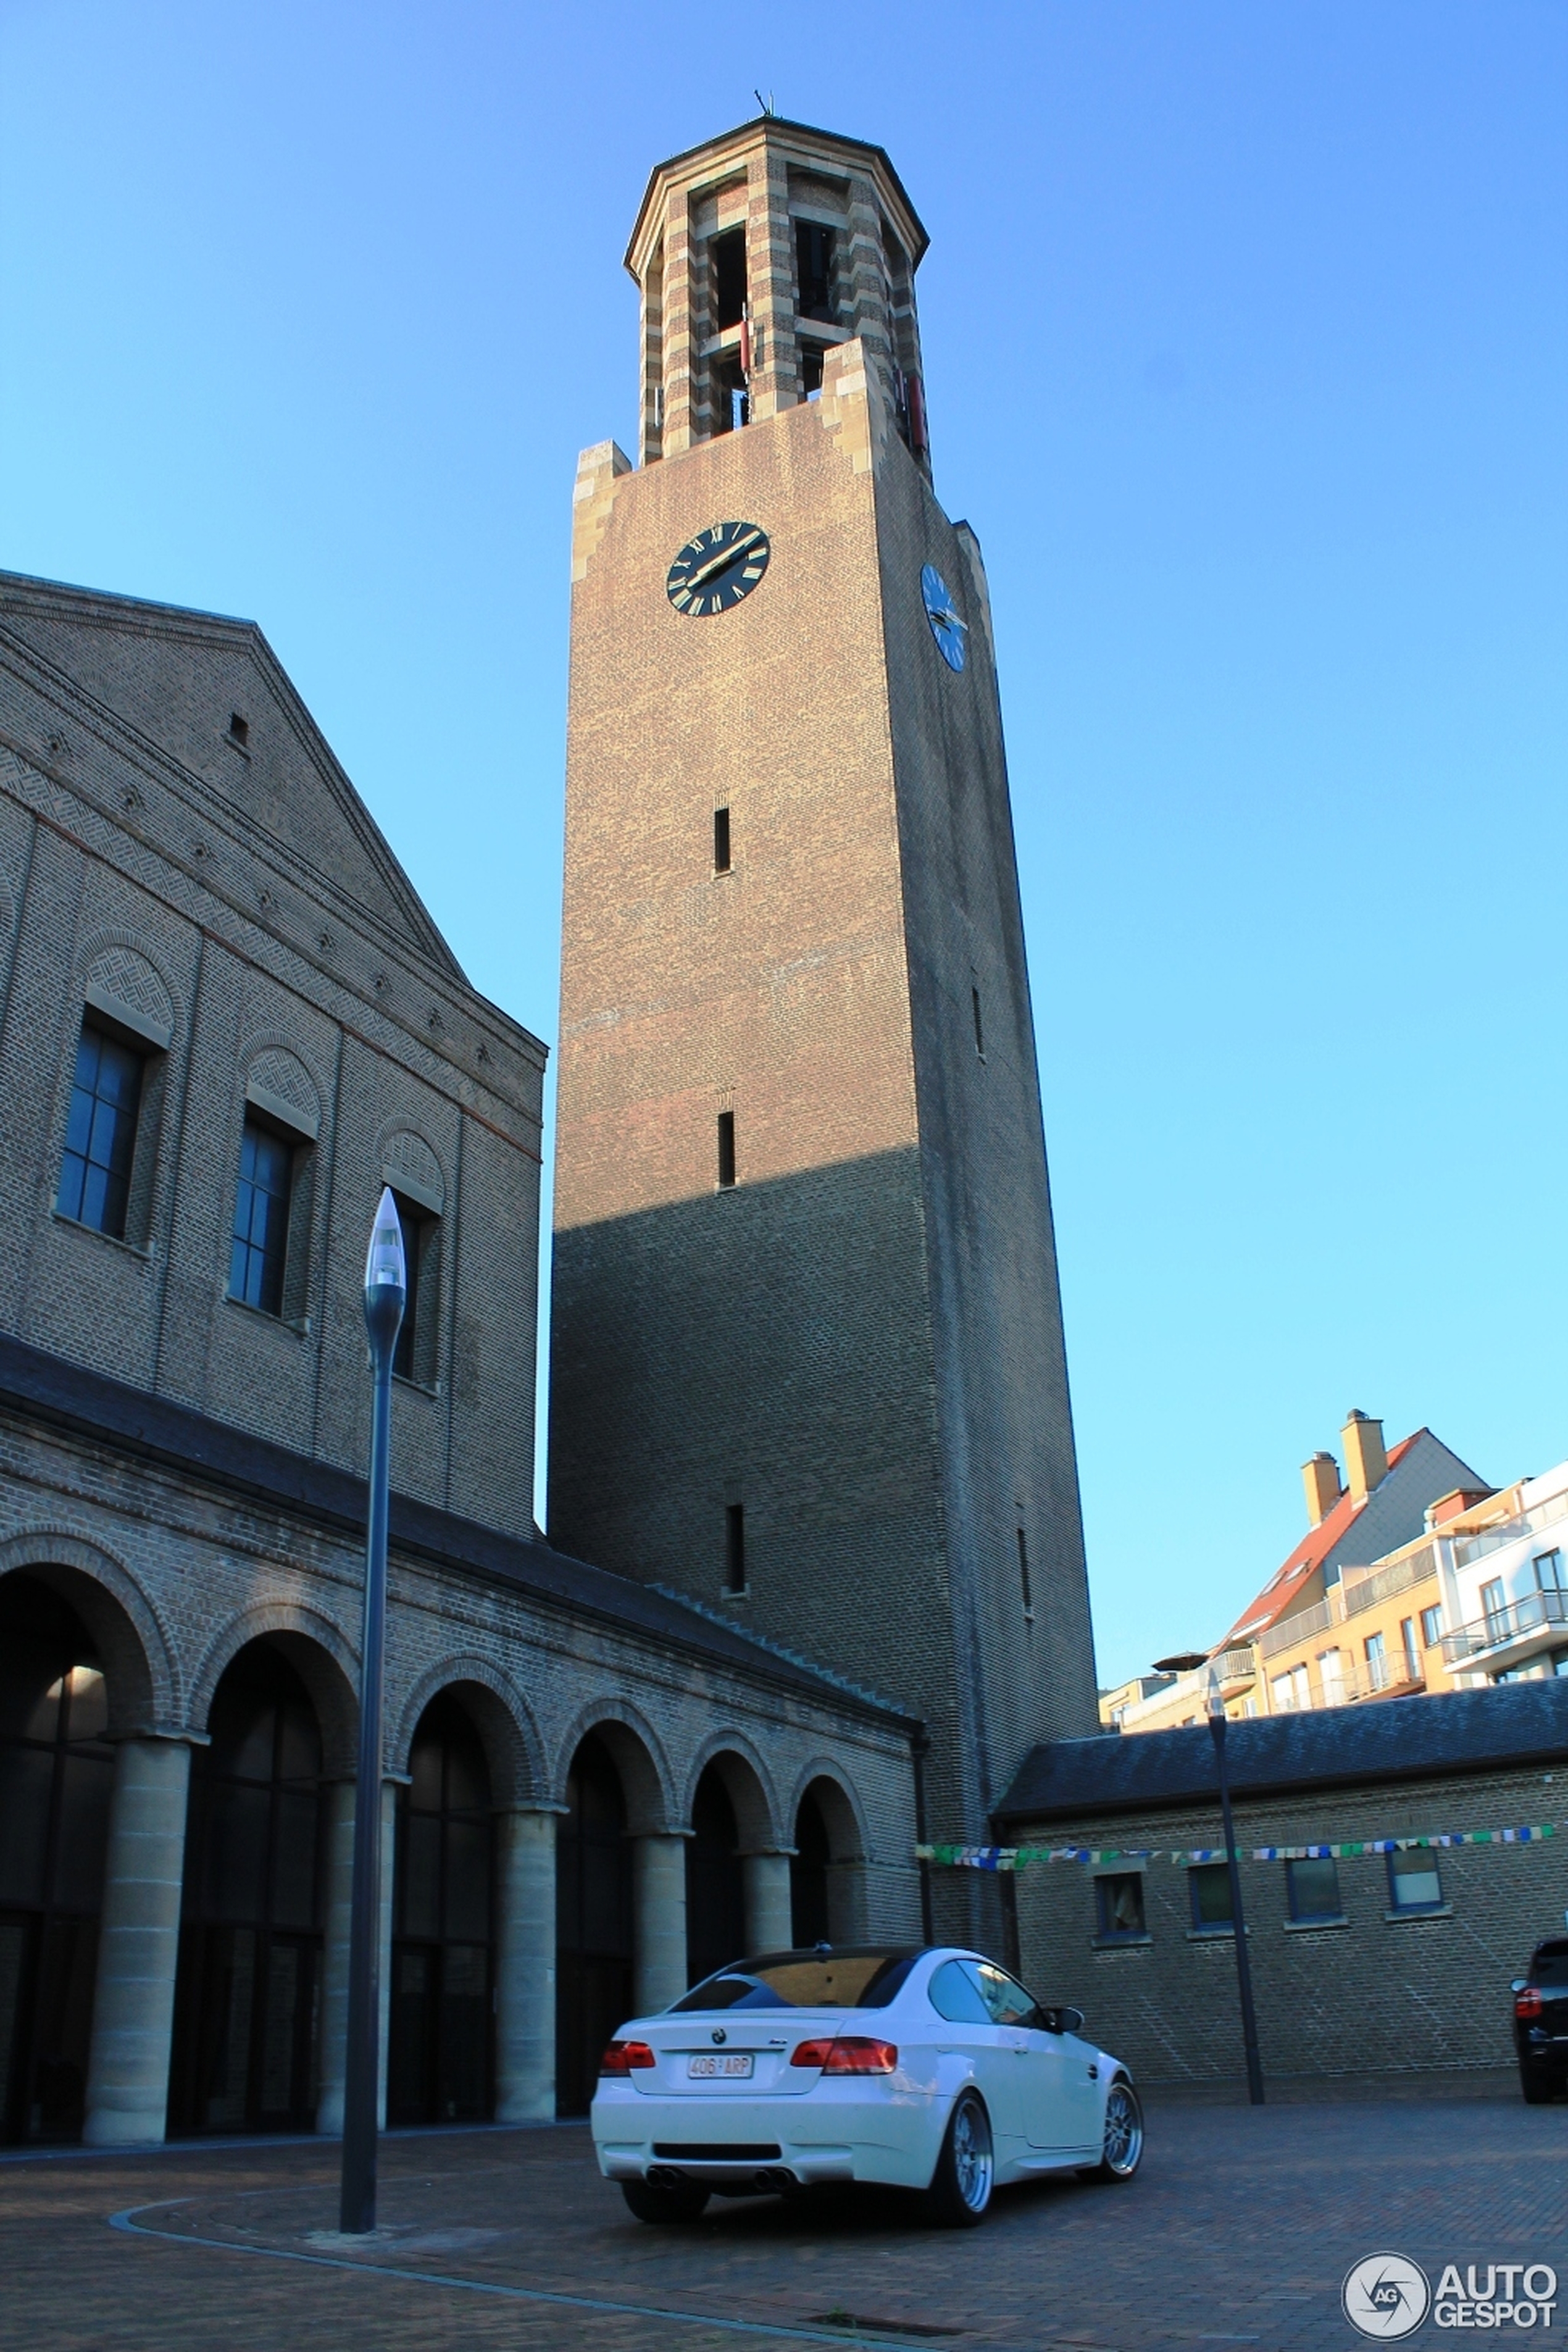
[549, 117, 1098, 1912]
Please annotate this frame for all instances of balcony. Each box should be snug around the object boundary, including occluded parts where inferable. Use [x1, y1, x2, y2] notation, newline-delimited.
[1213, 1644, 1257, 1696]
[1441, 1587, 1568, 1671]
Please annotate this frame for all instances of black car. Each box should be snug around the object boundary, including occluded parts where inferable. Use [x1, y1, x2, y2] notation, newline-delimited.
[1512, 1938, 1568, 2101]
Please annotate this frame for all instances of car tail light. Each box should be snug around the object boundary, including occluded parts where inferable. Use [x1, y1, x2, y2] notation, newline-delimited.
[1516, 1988, 1543, 2022]
[600, 2040, 656, 2076]
[790, 2035, 897, 2074]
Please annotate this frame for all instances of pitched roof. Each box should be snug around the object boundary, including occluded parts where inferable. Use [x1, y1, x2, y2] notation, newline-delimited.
[0, 568, 464, 982]
[1219, 1435, 1418, 1646]
[998, 1682, 1568, 1824]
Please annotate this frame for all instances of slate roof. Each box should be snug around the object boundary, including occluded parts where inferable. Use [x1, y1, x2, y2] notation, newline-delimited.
[0, 1331, 915, 1733]
[997, 1682, 1568, 1825]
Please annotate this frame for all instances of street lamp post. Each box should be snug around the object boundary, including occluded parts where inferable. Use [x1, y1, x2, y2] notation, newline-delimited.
[1154, 1652, 1266, 2106]
[340, 1188, 406, 2235]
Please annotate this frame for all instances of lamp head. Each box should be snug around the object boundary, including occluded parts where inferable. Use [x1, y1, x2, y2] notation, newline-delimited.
[363, 1186, 406, 1359]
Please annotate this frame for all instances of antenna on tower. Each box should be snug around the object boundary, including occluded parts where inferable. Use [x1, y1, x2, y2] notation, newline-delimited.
[754, 88, 776, 117]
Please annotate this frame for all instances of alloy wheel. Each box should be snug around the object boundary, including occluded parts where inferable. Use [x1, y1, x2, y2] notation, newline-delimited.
[1102, 2082, 1143, 2176]
[953, 2094, 994, 2211]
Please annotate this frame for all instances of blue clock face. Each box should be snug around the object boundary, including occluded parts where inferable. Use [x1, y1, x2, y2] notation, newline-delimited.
[667, 521, 771, 616]
[921, 563, 968, 672]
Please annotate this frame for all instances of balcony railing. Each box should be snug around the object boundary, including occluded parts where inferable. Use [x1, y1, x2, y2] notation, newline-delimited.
[1213, 1644, 1257, 1688]
[1268, 1652, 1424, 1710]
[1441, 1587, 1568, 1665]
[1259, 1595, 1340, 1659]
[1452, 1486, 1568, 1570]
[1342, 1546, 1438, 1617]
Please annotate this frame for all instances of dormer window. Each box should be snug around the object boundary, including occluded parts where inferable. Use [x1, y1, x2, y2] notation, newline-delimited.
[796, 221, 836, 323]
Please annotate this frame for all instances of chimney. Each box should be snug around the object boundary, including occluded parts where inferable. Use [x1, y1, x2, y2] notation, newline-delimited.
[1302, 1451, 1343, 1528]
[1342, 1410, 1388, 1503]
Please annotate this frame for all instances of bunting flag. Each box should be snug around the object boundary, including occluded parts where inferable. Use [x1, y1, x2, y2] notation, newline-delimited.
[915, 1822, 1558, 1870]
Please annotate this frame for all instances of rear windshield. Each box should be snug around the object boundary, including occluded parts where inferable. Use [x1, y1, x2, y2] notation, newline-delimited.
[669, 1950, 919, 2012]
[1532, 1943, 1568, 1987]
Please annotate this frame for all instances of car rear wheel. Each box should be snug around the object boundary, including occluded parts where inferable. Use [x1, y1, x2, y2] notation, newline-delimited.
[621, 2178, 711, 2224]
[1083, 2079, 1144, 2180]
[1519, 2062, 1556, 2106]
[924, 2090, 994, 2227]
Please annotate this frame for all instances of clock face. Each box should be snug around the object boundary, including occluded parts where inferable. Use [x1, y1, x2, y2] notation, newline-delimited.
[667, 521, 771, 616]
[921, 562, 969, 672]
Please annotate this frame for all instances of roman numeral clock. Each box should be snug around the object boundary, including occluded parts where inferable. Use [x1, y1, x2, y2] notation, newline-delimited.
[666, 520, 772, 616]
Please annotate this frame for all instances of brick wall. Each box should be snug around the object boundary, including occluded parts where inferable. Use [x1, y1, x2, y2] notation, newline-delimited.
[0, 577, 544, 1541]
[1011, 1768, 1568, 2082]
[551, 327, 1097, 1920]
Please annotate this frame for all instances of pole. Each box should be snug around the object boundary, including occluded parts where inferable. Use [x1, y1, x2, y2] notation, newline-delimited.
[1209, 1708, 1265, 2106]
[340, 1190, 406, 2234]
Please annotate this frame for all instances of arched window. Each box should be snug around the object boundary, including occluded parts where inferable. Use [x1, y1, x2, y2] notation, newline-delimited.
[685, 1766, 745, 1983]
[555, 1733, 632, 2117]
[0, 1576, 114, 2143]
[170, 1644, 325, 2133]
[389, 1695, 493, 2125]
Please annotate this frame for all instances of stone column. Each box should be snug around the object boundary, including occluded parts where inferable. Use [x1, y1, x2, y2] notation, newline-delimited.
[742, 1851, 794, 1954]
[316, 1776, 399, 2133]
[494, 1808, 559, 2122]
[633, 1835, 688, 2016]
[81, 1735, 193, 2146]
[314, 1779, 356, 2133]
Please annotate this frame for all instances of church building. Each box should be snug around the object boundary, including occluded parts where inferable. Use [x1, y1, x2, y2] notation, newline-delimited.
[0, 112, 1096, 2150]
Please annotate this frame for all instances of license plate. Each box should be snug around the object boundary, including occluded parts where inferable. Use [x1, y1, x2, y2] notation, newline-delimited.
[686, 2053, 754, 2079]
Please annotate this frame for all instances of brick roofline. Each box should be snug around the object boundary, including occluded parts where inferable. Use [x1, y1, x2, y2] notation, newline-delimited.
[0, 1330, 918, 1736]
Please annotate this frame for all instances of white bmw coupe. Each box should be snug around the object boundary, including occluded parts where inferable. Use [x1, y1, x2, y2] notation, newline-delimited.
[591, 1943, 1143, 2227]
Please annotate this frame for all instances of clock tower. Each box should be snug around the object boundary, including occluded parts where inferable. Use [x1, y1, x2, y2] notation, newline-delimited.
[549, 117, 1098, 1926]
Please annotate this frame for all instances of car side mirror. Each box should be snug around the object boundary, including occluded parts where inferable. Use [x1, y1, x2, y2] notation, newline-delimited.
[1511, 1980, 1527, 1995]
[1040, 2004, 1085, 2035]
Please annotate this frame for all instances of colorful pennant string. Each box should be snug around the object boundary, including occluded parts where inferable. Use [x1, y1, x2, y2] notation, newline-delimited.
[915, 1822, 1557, 1870]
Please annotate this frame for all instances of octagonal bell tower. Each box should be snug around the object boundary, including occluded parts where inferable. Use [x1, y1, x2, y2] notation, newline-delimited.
[549, 117, 1098, 1934]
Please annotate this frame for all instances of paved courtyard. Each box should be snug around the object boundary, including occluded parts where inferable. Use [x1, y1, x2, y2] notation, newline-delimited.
[2, 2079, 1562, 2352]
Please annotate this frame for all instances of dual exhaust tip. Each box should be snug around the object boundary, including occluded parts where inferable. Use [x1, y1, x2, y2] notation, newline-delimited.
[648, 2162, 797, 2196]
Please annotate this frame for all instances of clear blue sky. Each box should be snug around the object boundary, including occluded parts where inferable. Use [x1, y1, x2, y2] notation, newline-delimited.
[3, 2, 1564, 1688]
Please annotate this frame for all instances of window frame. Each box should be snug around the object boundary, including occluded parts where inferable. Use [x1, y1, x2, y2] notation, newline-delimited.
[1385, 1847, 1445, 1916]
[1285, 1854, 1343, 1924]
[1188, 1861, 1235, 1932]
[390, 1188, 443, 1390]
[1093, 1870, 1148, 1943]
[56, 1016, 148, 1243]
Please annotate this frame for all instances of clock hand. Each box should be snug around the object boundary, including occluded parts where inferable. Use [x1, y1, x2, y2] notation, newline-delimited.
[685, 532, 762, 591]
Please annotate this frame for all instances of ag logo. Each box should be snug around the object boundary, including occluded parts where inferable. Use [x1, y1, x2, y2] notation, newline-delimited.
[1343, 2254, 1432, 2340]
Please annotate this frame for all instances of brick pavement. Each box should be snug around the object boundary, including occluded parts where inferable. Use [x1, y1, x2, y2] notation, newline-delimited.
[2, 2087, 1564, 2352]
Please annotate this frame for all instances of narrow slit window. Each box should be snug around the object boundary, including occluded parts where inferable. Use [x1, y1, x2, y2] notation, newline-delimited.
[725, 1503, 746, 1595]
[972, 988, 985, 1057]
[800, 344, 825, 401]
[227, 713, 249, 746]
[714, 806, 732, 873]
[1016, 1528, 1032, 1617]
[716, 1109, 736, 1190]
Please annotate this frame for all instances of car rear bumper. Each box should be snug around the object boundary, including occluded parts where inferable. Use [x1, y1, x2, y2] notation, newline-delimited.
[591, 2088, 940, 2193]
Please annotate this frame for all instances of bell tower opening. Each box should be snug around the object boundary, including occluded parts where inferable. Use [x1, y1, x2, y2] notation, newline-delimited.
[625, 115, 933, 474]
